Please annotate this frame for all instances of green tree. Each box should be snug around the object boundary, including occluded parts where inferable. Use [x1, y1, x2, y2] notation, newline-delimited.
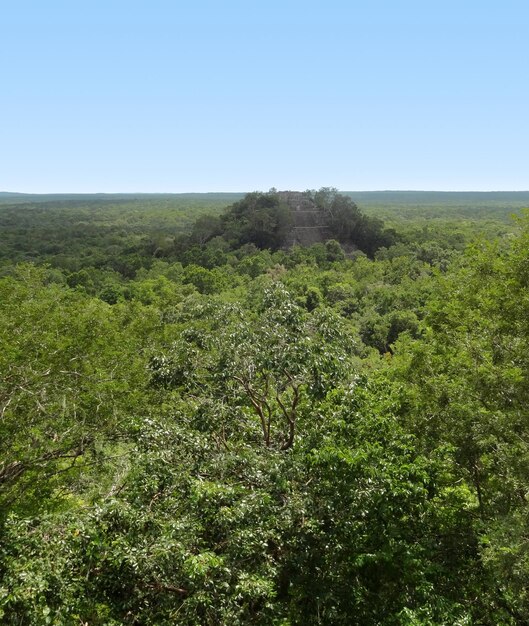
[221, 191, 293, 250]
[392, 216, 529, 622]
[0, 265, 156, 515]
[1, 283, 483, 625]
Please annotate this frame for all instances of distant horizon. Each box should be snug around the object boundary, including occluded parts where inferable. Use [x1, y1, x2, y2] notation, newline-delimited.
[2, 189, 529, 196]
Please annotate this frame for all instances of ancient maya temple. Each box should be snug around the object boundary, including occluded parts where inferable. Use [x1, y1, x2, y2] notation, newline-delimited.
[278, 191, 333, 247]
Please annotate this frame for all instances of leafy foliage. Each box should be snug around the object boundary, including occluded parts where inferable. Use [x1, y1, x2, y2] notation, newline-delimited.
[1, 193, 528, 623]
[392, 215, 529, 622]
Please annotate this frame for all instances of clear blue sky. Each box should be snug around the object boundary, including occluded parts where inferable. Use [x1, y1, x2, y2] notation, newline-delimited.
[1, 0, 528, 192]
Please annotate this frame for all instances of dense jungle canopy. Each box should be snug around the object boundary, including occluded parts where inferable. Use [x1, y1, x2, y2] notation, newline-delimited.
[1, 189, 529, 624]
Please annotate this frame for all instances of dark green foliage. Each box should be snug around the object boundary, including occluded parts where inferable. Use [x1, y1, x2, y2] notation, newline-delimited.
[0, 290, 482, 623]
[391, 214, 529, 622]
[314, 187, 396, 254]
[0, 266, 158, 516]
[178, 193, 285, 253]
[1, 193, 529, 623]
[0, 394, 476, 625]
[219, 191, 293, 250]
[0, 194, 238, 277]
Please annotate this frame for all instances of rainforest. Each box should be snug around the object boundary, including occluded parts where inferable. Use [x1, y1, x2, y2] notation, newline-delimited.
[1, 189, 529, 625]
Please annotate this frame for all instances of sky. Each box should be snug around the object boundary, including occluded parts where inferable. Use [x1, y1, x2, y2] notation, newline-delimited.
[1, 0, 528, 193]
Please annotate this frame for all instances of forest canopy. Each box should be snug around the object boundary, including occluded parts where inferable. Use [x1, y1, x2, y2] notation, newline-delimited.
[1, 191, 529, 624]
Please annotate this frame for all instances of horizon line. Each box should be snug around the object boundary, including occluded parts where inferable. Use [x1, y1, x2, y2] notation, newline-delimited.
[2, 189, 529, 196]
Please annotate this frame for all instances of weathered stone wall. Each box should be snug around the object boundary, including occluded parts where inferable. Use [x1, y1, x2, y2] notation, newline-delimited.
[278, 191, 332, 247]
